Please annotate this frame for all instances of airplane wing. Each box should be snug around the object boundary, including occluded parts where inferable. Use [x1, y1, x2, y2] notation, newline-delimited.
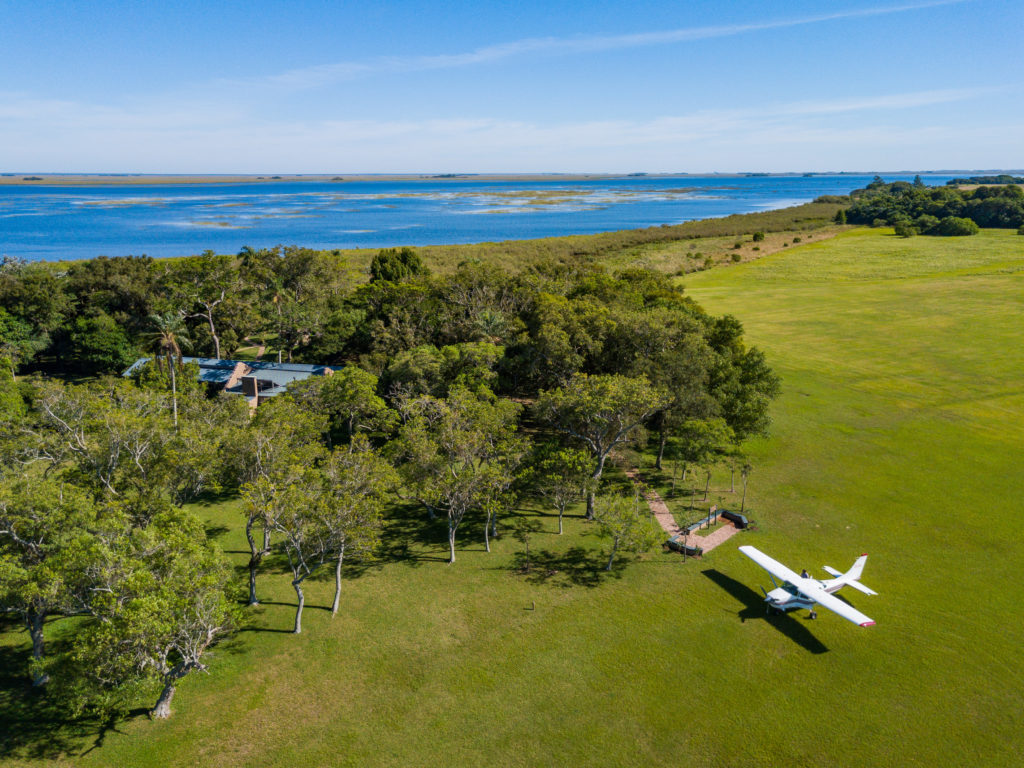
[795, 581, 876, 627]
[738, 545, 803, 583]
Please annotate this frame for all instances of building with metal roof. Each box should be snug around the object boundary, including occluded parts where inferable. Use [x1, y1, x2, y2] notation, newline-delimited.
[123, 357, 341, 408]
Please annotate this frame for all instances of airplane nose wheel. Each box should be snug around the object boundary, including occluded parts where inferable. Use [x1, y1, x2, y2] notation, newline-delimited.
[809, 611, 817, 620]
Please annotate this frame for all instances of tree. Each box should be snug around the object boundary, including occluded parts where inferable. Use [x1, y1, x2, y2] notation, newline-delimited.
[0, 261, 69, 364]
[320, 437, 395, 615]
[893, 220, 917, 238]
[370, 247, 426, 283]
[0, 307, 44, 373]
[0, 478, 103, 686]
[511, 516, 543, 572]
[163, 251, 238, 360]
[391, 388, 524, 562]
[144, 312, 192, 428]
[67, 312, 138, 374]
[593, 492, 660, 571]
[536, 374, 669, 518]
[670, 418, 735, 502]
[65, 508, 238, 719]
[834, 208, 847, 225]
[706, 317, 781, 442]
[524, 443, 593, 534]
[239, 475, 287, 606]
[29, 379, 174, 501]
[227, 396, 328, 488]
[740, 461, 753, 513]
[272, 468, 334, 633]
[288, 366, 393, 445]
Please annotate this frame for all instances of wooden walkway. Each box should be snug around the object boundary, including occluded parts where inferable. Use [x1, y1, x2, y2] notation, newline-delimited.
[625, 469, 742, 554]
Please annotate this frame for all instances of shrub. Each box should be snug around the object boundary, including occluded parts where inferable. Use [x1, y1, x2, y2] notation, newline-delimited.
[915, 214, 940, 234]
[1017, 225, 1024, 235]
[732, 242, 742, 249]
[751, 231, 765, 242]
[834, 209, 847, 225]
[893, 221, 918, 238]
[792, 236, 802, 243]
[703, 256, 714, 269]
[872, 218, 887, 228]
[932, 216, 980, 236]
[752, 246, 760, 251]
[731, 253, 742, 262]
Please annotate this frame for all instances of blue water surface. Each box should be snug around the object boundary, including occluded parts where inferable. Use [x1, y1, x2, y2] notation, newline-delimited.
[0, 174, 953, 262]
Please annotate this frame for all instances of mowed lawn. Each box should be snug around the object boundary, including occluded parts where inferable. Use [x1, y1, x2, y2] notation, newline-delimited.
[4, 228, 1024, 767]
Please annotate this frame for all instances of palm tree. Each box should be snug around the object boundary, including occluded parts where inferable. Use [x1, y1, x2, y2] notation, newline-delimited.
[146, 313, 191, 428]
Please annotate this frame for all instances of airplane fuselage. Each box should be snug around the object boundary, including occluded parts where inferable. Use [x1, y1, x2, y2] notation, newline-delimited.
[765, 580, 841, 611]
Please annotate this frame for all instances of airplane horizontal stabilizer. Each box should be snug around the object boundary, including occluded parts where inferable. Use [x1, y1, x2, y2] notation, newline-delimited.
[844, 579, 878, 596]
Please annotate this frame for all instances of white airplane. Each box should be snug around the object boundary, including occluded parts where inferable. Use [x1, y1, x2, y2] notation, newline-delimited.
[738, 545, 877, 627]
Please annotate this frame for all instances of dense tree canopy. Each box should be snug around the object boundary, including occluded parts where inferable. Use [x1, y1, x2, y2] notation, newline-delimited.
[0, 240, 781, 726]
[846, 179, 1024, 233]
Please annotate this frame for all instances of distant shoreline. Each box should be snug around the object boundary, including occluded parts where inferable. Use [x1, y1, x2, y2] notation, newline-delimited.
[0, 171, 980, 187]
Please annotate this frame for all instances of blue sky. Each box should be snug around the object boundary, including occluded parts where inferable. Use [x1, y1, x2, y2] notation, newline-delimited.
[1, 0, 1021, 173]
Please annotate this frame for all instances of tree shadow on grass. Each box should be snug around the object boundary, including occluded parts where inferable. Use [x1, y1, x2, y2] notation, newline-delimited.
[701, 569, 829, 654]
[204, 524, 230, 541]
[0, 636, 148, 761]
[372, 502, 453, 568]
[510, 546, 626, 588]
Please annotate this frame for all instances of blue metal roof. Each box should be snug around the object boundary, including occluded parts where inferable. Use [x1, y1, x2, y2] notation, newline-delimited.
[123, 357, 342, 394]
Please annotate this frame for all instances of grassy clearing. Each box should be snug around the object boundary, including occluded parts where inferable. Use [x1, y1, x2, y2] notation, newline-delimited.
[4, 227, 1023, 767]
[323, 201, 844, 277]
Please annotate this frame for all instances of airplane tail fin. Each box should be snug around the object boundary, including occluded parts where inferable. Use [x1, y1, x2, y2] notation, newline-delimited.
[843, 554, 877, 595]
[824, 554, 878, 595]
[846, 554, 868, 582]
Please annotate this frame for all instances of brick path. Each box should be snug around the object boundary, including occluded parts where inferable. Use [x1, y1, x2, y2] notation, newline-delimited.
[625, 469, 742, 554]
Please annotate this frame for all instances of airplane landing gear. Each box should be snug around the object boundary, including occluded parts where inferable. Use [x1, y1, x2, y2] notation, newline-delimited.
[809, 610, 818, 620]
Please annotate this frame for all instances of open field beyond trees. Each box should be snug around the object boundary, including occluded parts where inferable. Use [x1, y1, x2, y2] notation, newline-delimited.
[3, 228, 1023, 767]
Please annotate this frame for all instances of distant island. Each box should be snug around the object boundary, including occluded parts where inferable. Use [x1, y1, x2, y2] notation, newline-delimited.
[945, 174, 1024, 185]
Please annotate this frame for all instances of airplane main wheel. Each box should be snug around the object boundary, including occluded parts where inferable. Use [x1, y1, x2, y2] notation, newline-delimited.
[809, 611, 817, 620]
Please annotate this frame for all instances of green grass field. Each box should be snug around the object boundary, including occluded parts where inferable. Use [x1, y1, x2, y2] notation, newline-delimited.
[3, 228, 1023, 767]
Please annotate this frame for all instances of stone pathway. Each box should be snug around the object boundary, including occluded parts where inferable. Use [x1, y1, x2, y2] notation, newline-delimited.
[625, 469, 742, 554]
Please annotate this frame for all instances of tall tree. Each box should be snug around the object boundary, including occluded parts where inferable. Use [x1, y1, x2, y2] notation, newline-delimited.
[163, 251, 238, 360]
[593, 492, 660, 571]
[66, 508, 238, 719]
[391, 388, 524, 562]
[144, 312, 192, 428]
[536, 374, 669, 518]
[288, 366, 393, 445]
[0, 477, 104, 686]
[320, 437, 395, 615]
[272, 468, 334, 634]
[523, 443, 593, 534]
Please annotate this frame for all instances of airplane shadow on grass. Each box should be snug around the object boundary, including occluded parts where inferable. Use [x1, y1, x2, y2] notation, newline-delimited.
[701, 569, 829, 654]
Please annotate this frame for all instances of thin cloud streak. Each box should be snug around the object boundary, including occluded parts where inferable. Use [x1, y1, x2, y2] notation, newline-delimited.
[246, 0, 970, 91]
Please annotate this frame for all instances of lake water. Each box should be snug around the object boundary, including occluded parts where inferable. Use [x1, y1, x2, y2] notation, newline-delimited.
[0, 174, 953, 262]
